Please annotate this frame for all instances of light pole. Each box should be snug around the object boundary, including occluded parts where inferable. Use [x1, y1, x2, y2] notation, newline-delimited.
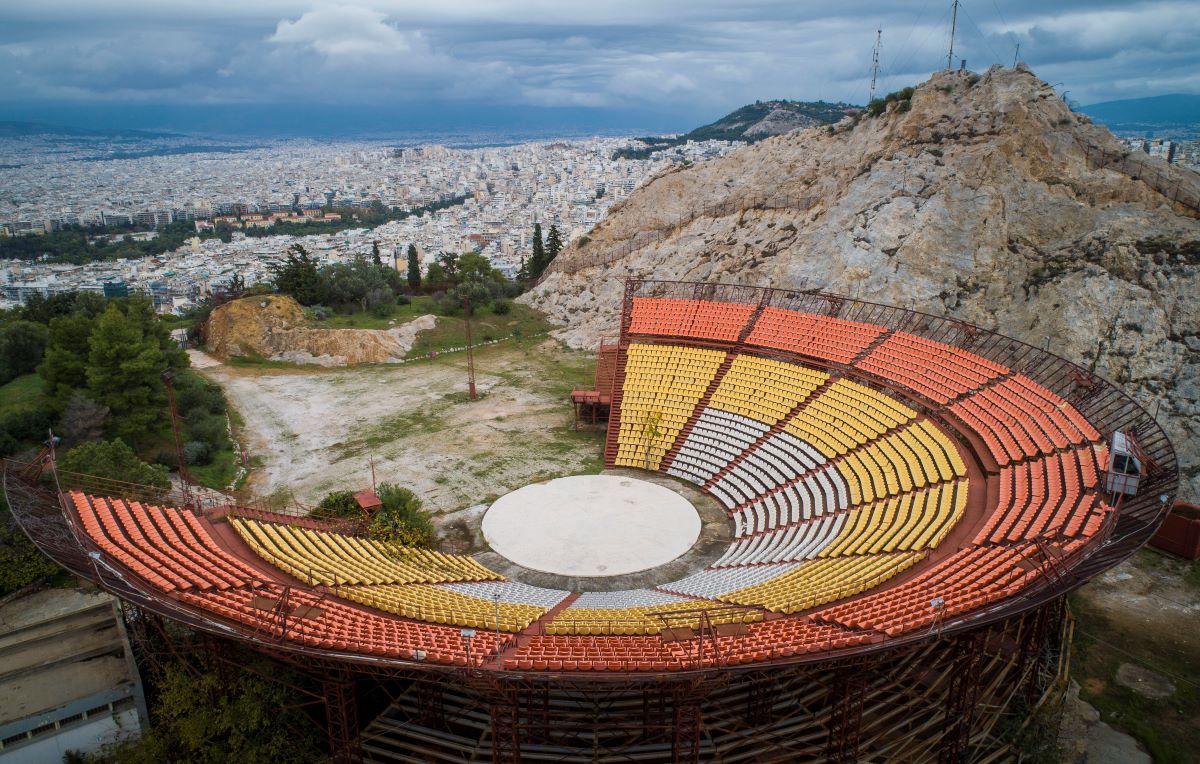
[492, 592, 501, 648]
[460, 627, 476, 666]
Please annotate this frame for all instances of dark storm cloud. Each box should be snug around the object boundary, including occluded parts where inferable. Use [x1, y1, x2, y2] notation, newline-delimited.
[0, 1, 1195, 119]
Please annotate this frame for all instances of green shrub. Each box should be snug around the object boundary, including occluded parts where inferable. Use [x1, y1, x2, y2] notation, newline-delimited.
[370, 483, 435, 547]
[183, 440, 211, 466]
[313, 490, 361, 519]
[58, 439, 170, 489]
[491, 300, 512, 315]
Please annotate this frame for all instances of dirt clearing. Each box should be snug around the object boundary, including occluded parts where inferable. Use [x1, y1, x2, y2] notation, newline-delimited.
[189, 337, 604, 512]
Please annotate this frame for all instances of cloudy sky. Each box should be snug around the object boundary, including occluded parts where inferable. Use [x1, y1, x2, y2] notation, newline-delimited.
[1, 1, 1197, 134]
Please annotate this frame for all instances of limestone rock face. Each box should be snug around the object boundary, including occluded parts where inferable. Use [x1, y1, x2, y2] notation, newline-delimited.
[522, 66, 1200, 499]
[206, 294, 436, 366]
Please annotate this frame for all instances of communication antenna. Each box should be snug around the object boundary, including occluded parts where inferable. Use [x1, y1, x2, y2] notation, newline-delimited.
[1012, 42, 1020, 68]
[869, 29, 883, 102]
[947, 0, 960, 70]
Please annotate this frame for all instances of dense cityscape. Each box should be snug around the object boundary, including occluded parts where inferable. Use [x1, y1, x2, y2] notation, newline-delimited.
[0, 134, 739, 311]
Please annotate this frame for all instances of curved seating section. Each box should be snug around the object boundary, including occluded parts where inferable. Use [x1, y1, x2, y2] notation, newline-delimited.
[230, 517, 496, 586]
[570, 589, 692, 608]
[949, 375, 1101, 465]
[820, 482, 966, 557]
[745, 307, 885, 364]
[859, 333, 1005, 404]
[973, 445, 1112, 545]
[178, 587, 510, 665]
[614, 343, 726, 470]
[505, 618, 879, 671]
[69, 491, 261, 592]
[717, 552, 925, 614]
[782, 380, 915, 457]
[338, 584, 551, 633]
[809, 543, 1075, 636]
[547, 600, 761, 636]
[628, 297, 756, 342]
[706, 355, 827, 425]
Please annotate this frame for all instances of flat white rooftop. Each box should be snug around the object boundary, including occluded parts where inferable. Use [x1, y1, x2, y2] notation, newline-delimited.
[482, 475, 702, 578]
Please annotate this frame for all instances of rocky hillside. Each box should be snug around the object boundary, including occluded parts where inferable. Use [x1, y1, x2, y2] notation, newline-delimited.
[206, 295, 435, 366]
[524, 66, 1200, 500]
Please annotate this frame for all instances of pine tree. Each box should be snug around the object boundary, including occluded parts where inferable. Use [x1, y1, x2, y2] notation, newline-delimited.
[270, 244, 323, 305]
[85, 301, 170, 446]
[516, 256, 529, 282]
[530, 223, 546, 279]
[546, 225, 563, 268]
[406, 244, 421, 292]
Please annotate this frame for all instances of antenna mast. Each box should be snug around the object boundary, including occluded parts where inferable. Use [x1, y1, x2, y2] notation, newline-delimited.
[869, 29, 882, 102]
[1012, 42, 1020, 68]
[947, 0, 960, 69]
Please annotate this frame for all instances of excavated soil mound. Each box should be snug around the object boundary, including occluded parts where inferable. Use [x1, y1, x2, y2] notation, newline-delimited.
[206, 294, 436, 366]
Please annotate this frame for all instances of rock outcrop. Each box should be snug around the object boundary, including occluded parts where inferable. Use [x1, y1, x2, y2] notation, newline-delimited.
[206, 294, 436, 366]
[522, 66, 1200, 500]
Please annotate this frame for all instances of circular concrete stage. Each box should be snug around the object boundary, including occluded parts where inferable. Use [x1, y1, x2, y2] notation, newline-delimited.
[481, 475, 702, 577]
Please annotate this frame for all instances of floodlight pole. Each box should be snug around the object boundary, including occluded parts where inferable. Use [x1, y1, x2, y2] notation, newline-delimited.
[464, 296, 478, 401]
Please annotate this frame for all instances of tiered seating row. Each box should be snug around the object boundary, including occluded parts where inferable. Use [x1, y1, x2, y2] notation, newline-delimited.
[973, 446, 1112, 545]
[832, 422, 965, 506]
[659, 563, 801, 600]
[718, 552, 925, 614]
[745, 307, 886, 364]
[504, 620, 876, 671]
[708, 430, 827, 510]
[178, 588, 509, 666]
[714, 513, 846, 567]
[628, 298, 757, 342]
[439, 581, 571, 609]
[570, 589, 691, 608]
[860, 332, 1006, 404]
[813, 545, 1049, 636]
[548, 599, 762, 636]
[820, 482, 965, 557]
[231, 517, 498, 586]
[70, 491, 259, 592]
[341, 584, 547, 632]
[782, 379, 916, 457]
[707, 355, 827, 426]
[667, 409, 769, 487]
[950, 375, 1099, 465]
[614, 344, 726, 470]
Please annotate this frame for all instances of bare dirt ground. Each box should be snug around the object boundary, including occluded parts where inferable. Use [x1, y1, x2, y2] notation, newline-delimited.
[189, 337, 604, 513]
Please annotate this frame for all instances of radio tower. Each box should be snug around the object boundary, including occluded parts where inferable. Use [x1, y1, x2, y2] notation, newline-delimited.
[869, 29, 882, 103]
[947, 0, 960, 69]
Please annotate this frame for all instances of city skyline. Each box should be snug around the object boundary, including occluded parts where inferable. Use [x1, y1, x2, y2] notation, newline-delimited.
[3, 1, 1199, 135]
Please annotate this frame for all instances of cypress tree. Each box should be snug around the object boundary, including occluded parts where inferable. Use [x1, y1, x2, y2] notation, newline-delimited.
[530, 223, 545, 278]
[546, 225, 563, 267]
[371, 240, 383, 267]
[406, 244, 421, 292]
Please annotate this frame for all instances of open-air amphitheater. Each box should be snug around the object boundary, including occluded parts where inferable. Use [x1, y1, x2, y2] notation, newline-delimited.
[4, 279, 1178, 763]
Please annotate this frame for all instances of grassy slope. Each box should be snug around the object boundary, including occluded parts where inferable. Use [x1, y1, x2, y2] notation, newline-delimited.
[1070, 548, 1200, 762]
[0, 374, 44, 417]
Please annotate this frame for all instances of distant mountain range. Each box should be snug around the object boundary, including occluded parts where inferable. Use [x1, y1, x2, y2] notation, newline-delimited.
[0, 120, 180, 140]
[1080, 94, 1200, 134]
[614, 100, 858, 159]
